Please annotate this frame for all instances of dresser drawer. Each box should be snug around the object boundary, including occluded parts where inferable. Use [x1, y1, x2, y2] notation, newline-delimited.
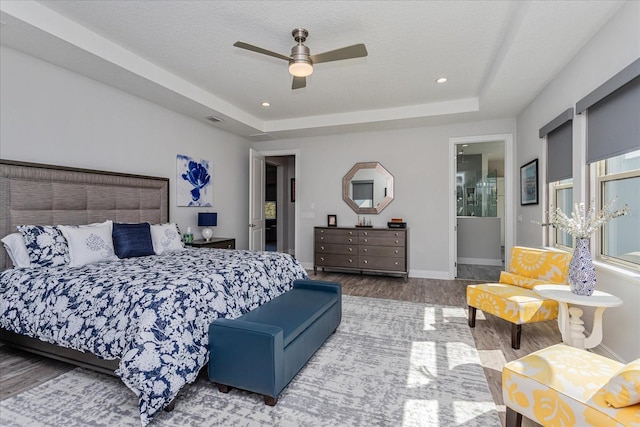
[316, 233, 358, 244]
[359, 256, 405, 272]
[358, 236, 405, 246]
[315, 243, 357, 255]
[315, 228, 357, 237]
[360, 245, 405, 258]
[315, 253, 358, 268]
[359, 229, 405, 239]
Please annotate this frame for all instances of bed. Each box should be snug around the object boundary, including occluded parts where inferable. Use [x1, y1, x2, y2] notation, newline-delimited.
[0, 160, 308, 426]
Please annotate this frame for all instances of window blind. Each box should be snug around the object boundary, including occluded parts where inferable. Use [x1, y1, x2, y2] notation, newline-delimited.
[576, 59, 640, 164]
[352, 180, 374, 200]
[540, 108, 573, 183]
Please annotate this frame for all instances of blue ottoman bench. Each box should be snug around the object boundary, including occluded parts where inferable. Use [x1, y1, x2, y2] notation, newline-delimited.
[208, 279, 342, 405]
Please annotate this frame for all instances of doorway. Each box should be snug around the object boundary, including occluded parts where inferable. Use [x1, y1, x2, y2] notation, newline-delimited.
[449, 134, 514, 281]
[264, 155, 296, 254]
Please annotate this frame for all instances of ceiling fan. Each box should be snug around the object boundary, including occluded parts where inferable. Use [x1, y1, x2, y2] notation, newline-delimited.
[234, 28, 368, 90]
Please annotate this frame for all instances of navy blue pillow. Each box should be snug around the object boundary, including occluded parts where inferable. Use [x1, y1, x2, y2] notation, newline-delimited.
[112, 222, 155, 259]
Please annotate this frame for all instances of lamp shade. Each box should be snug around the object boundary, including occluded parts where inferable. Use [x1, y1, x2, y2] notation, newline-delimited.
[198, 212, 217, 227]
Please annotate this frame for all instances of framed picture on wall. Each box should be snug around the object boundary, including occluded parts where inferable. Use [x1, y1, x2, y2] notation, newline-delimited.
[520, 159, 539, 205]
[327, 214, 337, 227]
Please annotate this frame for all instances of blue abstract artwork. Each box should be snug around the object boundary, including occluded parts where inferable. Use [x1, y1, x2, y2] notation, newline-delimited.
[177, 154, 212, 207]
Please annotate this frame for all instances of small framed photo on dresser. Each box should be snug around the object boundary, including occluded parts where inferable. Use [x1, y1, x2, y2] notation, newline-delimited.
[327, 214, 337, 227]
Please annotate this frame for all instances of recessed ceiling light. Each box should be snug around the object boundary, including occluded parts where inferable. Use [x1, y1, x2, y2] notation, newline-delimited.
[261, 102, 270, 107]
[436, 77, 448, 84]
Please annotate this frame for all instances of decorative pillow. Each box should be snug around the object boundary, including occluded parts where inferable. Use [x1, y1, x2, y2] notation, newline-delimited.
[112, 222, 155, 259]
[58, 221, 116, 267]
[150, 223, 185, 255]
[604, 359, 640, 408]
[17, 225, 69, 267]
[1, 232, 32, 268]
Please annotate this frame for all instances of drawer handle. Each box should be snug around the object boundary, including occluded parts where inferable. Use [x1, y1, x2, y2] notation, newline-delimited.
[320, 237, 324, 241]
[395, 232, 399, 236]
[363, 248, 368, 252]
[364, 231, 368, 236]
[364, 238, 368, 243]
[320, 230, 324, 233]
[394, 262, 399, 266]
[363, 260, 368, 264]
[348, 238, 353, 242]
[349, 248, 353, 252]
[395, 240, 399, 244]
[348, 231, 353, 235]
[321, 246, 325, 250]
[394, 250, 399, 254]
[320, 257, 325, 261]
[349, 259, 353, 263]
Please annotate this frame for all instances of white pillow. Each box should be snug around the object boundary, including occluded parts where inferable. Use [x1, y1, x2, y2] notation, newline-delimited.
[58, 221, 117, 267]
[150, 223, 185, 255]
[1, 232, 32, 268]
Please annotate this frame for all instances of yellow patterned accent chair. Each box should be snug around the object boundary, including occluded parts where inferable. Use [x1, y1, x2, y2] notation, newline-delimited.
[503, 343, 640, 427]
[466, 246, 571, 349]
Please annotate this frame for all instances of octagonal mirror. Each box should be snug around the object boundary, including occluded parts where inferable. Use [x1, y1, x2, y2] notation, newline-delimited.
[342, 162, 394, 214]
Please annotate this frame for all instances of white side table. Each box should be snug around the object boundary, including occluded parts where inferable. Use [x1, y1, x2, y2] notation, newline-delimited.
[533, 284, 622, 350]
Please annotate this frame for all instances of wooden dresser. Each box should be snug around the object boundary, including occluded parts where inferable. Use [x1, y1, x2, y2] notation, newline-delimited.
[314, 227, 408, 280]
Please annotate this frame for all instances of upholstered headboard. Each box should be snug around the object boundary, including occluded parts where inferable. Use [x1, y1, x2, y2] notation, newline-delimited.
[0, 160, 170, 270]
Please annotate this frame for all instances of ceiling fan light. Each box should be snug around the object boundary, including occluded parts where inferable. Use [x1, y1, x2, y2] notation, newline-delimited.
[289, 61, 313, 77]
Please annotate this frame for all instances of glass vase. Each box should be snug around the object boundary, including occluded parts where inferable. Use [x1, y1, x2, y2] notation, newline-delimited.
[568, 238, 597, 296]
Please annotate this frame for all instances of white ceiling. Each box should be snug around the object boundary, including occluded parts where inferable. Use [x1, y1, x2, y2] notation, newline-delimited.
[0, 1, 625, 140]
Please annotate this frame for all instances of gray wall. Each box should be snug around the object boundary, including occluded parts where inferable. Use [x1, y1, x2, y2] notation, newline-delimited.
[253, 118, 516, 278]
[0, 46, 251, 247]
[515, 0, 639, 362]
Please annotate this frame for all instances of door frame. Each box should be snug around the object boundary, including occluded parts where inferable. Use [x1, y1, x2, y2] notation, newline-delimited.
[253, 149, 300, 256]
[448, 134, 514, 280]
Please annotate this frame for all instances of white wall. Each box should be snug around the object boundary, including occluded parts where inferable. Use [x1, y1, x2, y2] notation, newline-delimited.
[0, 46, 251, 247]
[254, 118, 516, 278]
[515, 0, 640, 362]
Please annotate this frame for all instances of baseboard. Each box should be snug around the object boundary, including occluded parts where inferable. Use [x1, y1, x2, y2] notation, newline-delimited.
[590, 343, 626, 363]
[457, 257, 503, 266]
[408, 269, 450, 280]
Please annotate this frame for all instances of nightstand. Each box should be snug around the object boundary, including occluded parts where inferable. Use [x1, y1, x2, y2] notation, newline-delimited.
[185, 238, 235, 249]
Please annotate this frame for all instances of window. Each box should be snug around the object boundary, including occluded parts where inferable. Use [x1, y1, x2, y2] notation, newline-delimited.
[595, 150, 640, 269]
[550, 179, 573, 249]
[352, 180, 374, 208]
[540, 108, 574, 249]
[577, 59, 639, 271]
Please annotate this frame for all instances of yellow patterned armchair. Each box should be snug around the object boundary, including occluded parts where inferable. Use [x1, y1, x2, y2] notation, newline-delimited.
[503, 344, 640, 426]
[466, 246, 571, 349]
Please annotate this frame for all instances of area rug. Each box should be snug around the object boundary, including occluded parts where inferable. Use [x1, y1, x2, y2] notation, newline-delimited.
[0, 295, 500, 426]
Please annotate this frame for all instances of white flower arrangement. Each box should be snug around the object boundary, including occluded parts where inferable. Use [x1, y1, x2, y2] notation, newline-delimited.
[548, 198, 629, 239]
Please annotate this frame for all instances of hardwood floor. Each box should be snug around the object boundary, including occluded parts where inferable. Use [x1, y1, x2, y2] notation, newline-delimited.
[0, 271, 556, 426]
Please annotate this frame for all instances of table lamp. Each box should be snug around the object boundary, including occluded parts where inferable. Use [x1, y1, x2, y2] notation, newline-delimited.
[198, 212, 217, 242]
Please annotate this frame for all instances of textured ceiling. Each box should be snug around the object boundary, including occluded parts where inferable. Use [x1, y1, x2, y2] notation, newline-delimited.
[0, 1, 626, 139]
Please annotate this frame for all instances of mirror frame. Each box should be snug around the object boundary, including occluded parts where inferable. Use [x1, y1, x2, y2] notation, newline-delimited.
[342, 162, 394, 214]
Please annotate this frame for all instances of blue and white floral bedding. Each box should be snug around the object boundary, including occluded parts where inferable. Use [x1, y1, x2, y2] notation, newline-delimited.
[0, 248, 307, 426]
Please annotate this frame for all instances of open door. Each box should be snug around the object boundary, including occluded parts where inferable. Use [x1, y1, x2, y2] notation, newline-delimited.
[249, 149, 265, 251]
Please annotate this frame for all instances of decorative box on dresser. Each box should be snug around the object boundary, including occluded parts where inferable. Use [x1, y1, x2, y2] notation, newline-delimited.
[314, 227, 408, 281]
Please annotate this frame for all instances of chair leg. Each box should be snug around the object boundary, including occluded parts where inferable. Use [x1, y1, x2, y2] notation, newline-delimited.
[506, 407, 523, 427]
[468, 306, 476, 328]
[511, 323, 522, 349]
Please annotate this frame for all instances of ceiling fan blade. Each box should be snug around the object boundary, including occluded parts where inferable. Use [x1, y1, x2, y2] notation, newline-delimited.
[233, 41, 291, 62]
[292, 76, 306, 90]
[310, 44, 368, 64]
